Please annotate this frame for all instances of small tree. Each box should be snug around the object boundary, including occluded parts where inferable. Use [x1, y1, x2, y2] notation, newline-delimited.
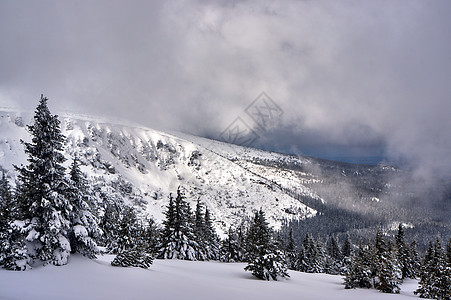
[284, 228, 297, 270]
[416, 239, 450, 300]
[158, 187, 203, 260]
[220, 226, 245, 262]
[373, 228, 401, 293]
[325, 234, 343, 275]
[244, 209, 289, 281]
[67, 157, 101, 258]
[0, 172, 28, 270]
[110, 207, 153, 269]
[345, 241, 374, 289]
[395, 224, 415, 279]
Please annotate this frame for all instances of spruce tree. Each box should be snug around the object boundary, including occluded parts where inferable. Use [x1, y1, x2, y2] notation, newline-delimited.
[203, 207, 220, 260]
[410, 240, 421, 277]
[244, 209, 289, 280]
[14, 95, 72, 266]
[158, 187, 203, 260]
[99, 203, 120, 252]
[296, 233, 324, 273]
[416, 238, 450, 300]
[395, 224, 415, 279]
[416, 241, 436, 299]
[341, 233, 352, 274]
[67, 157, 101, 258]
[110, 207, 153, 269]
[342, 233, 352, 258]
[0, 172, 28, 270]
[373, 228, 401, 293]
[284, 228, 297, 270]
[325, 234, 343, 275]
[345, 241, 374, 289]
[220, 226, 245, 262]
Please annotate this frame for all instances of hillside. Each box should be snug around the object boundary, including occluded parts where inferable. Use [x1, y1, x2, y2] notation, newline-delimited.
[0, 109, 449, 243]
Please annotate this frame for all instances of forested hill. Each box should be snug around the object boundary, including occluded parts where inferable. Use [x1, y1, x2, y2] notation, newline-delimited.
[0, 109, 449, 245]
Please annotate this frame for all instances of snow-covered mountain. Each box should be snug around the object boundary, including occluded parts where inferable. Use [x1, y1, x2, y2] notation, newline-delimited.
[1, 109, 449, 242]
[0, 109, 319, 236]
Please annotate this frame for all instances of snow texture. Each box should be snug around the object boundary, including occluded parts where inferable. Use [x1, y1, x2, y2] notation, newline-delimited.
[0, 110, 316, 237]
[0, 255, 419, 300]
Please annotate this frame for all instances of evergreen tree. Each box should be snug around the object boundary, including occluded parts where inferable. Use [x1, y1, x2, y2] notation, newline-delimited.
[193, 200, 205, 242]
[416, 238, 450, 300]
[342, 233, 352, 258]
[244, 209, 289, 280]
[0, 172, 27, 270]
[447, 239, 451, 265]
[325, 234, 343, 275]
[284, 228, 297, 270]
[410, 240, 421, 277]
[296, 233, 324, 273]
[115, 207, 139, 253]
[203, 207, 220, 260]
[395, 223, 415, 279]
[158, 187, 203, 260]
[110, 207, 154, 269]
[373, 228, 401, 293]
[14, 95, 72, 266]
[416, 241, 436, 299]
[99, 203, 120, 252]
[67, 157, 101, 258]
[345, 241, 374, 289]
[139, 216, 160, 255]
[220, 226, 245, 262]
[341, 233, 352, 274]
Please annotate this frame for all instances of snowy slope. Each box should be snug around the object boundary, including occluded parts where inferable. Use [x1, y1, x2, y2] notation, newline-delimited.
[0, 255, 419, 300]
[0, 110, 317, 236]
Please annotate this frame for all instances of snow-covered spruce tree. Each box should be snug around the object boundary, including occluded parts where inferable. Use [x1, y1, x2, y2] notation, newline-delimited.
[409, 240, 421, 277]
[415, 238, 450, 300]
[192, 200, 209, 260]
[345, 241, 374, 289]
[14, 95, 72, 266]
[296, 233, 324, 273]
[139, 216, 160, 256]
[416, 241, 436, 299]
[395, 223, 415, 280]
[220, 226, 245, 262]
[342, 233, 352, 258]
[0, 171, 13, 263]
[158, 187, 203, 260]
[0, 172, 28, 270]
[203, 207, 220, 260]
[341, 233, 352, 274]
[99, 202, 121, 252]
[325, 234, 343, 275]
[373, 228, 401, 293]
[244, 209, 289, 281]
[284, 228, 297, 270]
[66, 157, 101, 258]
[110, 207, 153, 269]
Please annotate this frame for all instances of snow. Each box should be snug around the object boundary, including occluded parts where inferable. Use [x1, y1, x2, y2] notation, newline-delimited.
[0, 110, 317, 237]
[0, 255, 419, 300]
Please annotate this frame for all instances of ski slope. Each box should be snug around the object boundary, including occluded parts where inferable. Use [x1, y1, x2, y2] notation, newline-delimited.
[0, 255, 419, 300]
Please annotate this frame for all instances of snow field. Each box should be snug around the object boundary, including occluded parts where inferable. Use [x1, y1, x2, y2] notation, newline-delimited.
[0, 255, 418, 300]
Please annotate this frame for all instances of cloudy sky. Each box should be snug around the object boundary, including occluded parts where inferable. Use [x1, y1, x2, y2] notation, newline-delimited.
[1, 0, 450, 177]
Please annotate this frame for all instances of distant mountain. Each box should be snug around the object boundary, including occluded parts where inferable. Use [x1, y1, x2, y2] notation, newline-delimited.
[1, 109, 449, 243]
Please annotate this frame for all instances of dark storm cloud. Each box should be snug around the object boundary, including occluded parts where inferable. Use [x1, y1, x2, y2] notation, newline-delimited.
[1, 0, 451, 177]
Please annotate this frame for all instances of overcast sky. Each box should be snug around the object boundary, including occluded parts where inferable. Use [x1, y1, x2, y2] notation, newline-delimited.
[1, 0, 450, 177]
